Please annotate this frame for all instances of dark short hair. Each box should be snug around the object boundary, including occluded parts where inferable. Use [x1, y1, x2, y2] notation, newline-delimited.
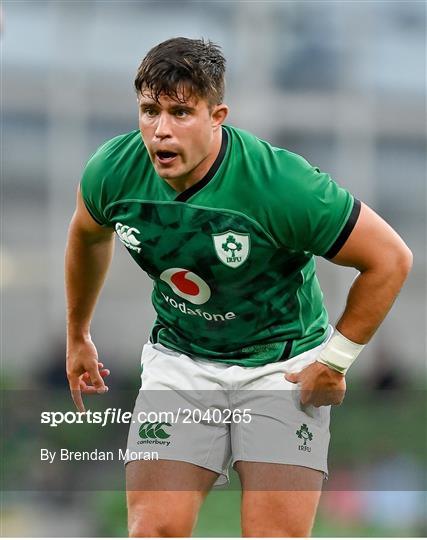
[134, 37, 226, 106]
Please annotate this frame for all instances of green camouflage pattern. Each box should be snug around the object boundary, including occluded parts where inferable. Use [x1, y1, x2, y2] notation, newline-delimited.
[81, 125, 354, 366]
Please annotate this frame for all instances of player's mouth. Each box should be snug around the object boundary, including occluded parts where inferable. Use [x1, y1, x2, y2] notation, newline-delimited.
[155, 150, 179, 165]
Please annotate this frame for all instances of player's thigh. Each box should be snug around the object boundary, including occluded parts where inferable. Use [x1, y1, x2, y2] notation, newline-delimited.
[236, 461, 323, 537]
[126, 459, 218, 537]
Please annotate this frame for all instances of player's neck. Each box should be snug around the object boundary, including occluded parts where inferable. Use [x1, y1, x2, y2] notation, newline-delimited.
[163, 129, 223, 194]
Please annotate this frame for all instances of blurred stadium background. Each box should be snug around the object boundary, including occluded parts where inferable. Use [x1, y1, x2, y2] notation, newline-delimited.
[2, 0, 426, 537]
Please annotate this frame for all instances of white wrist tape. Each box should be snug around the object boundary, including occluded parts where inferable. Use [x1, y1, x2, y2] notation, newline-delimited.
[318, 330, 365, 375]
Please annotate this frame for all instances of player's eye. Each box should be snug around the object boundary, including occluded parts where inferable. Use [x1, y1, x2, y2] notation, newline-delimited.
[174, 109, 189, 118]
[142, 107, 158, 117]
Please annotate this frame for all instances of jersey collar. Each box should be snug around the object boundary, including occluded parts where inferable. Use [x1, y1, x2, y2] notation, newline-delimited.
[174, 126, 228, 203]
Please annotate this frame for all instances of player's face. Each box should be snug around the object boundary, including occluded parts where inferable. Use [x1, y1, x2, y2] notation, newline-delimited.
[138, 89, 227, 185]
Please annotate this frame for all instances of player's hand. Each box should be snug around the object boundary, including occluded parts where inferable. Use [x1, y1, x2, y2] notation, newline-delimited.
[285, 361, 346, 407]
[66, 337, 110, 412]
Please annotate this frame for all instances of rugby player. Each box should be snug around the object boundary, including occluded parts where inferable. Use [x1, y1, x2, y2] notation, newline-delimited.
[65, 37, 412, 537]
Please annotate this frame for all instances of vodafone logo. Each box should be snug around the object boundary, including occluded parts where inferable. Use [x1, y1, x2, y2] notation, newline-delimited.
[160, 268, 211, 305]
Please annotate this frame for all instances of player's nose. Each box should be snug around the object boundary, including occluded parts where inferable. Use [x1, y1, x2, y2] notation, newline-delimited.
[154, 112, 172, 139]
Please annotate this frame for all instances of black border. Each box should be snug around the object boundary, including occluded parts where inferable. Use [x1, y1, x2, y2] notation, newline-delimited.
[174, 127, 228, 203]
[280, 339, 294, 361]
[324, 198, 362, 259]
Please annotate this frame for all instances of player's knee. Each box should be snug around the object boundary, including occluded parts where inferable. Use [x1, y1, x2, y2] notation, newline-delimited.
[128, 515, 193, 537]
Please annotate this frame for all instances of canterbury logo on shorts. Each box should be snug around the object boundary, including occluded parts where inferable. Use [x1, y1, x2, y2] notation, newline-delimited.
[138, 422, 172, 440]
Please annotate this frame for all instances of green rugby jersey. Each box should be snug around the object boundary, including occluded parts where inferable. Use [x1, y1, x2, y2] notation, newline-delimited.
[81, 125, 360, 366]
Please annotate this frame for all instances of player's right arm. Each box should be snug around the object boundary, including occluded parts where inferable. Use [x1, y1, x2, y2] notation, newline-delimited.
[65, 187, 115, 412]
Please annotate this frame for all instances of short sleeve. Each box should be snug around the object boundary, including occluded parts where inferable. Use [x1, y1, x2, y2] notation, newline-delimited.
[266, 155, 360, 257]
[79, 151, 111, 227]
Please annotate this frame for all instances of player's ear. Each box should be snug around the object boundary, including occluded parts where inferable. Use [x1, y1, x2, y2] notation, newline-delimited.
[211, 103, 229, 129]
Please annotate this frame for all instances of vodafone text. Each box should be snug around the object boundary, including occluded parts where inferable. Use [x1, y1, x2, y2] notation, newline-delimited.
[161, 292, 236, 321]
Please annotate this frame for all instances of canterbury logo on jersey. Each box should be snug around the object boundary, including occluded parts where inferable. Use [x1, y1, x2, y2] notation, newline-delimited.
[139, 422, 171, 440]
[115, 222, 142, 253]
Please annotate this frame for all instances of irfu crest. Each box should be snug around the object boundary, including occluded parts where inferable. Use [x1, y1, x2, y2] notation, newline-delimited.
[296, 424, 313, 444]
[212, 231, 250, 268]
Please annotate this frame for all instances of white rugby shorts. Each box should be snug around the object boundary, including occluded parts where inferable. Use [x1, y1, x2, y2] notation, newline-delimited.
[126, 326, 333, 486]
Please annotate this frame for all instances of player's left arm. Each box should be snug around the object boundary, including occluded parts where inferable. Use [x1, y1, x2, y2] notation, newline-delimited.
[329, 201, 413, 343]
[285, 201, 413, 406]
